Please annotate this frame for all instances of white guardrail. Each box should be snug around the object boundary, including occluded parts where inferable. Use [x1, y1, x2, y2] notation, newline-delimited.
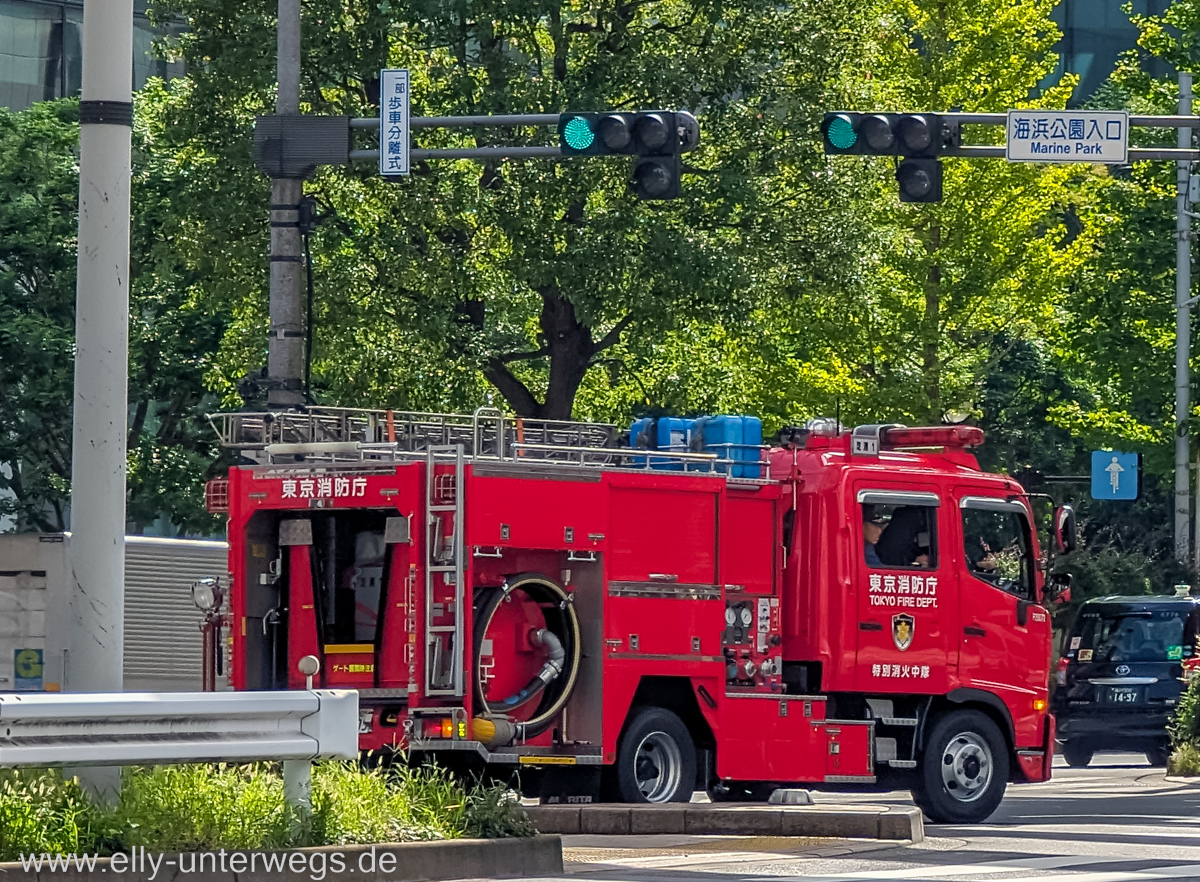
[0, 690, 359, 767]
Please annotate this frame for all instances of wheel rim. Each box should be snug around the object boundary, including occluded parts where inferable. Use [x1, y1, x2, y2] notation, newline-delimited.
[939, 730, 993, 803]
[632, 730, 683, 802]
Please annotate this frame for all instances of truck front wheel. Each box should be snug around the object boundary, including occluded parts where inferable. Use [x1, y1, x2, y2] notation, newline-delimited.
[615, 707, 696, 803]
[913, 709, 1009, 824]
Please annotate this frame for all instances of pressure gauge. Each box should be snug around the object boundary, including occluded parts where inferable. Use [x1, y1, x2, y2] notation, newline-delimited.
[739, 606, 753, 627]
[725, 607, 736, 626]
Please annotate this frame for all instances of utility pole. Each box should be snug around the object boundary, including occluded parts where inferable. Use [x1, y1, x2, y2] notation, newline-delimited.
[1176, 71, 1193, 563]
[67, 0, 134, 799]
[268, 0, 306, 408]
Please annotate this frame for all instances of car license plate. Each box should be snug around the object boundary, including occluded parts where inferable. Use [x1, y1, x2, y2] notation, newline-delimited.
[1107, 686, 1140, 704]
[359, 710, 374, 733]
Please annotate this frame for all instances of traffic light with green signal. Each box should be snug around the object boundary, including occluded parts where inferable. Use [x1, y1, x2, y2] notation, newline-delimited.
[821, 112, 957, 202]
[558, 110, 699, 200]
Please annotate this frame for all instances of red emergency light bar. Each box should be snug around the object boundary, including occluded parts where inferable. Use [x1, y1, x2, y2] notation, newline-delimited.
[880, 425, 984, 450]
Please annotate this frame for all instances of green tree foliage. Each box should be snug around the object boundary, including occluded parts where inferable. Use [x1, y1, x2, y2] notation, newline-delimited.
[151, 0, 874, 419]
[574, 0, 1101, 431]
[0, 99, 225, 534]
[0, 101, 78, 530]
[788, 0, 1095, 425]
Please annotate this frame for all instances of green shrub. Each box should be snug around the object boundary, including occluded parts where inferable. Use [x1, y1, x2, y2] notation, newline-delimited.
[0, 761, 531, 860]
[1170, 674, 1200, 750]
[1169, 742, 1200, 777]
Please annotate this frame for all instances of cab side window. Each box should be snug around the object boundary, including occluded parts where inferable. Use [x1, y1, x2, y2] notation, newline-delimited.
[861, 502, 937, 569]
[961, 506, 1032, 599]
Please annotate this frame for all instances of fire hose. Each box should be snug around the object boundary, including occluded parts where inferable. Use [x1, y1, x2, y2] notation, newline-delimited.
[471, 573, 581, 744]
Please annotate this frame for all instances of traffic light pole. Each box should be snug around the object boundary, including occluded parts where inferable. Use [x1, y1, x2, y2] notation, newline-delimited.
[268, 0, 305, 408]
[1177, 73, 1193, 565]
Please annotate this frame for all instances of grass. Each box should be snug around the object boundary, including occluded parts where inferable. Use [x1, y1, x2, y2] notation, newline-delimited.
[0, 761, 534, 860]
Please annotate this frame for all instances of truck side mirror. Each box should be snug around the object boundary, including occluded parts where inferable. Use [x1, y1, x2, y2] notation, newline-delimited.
[1054, 504, 1077, 554]
[1050, 572, 1072, 605]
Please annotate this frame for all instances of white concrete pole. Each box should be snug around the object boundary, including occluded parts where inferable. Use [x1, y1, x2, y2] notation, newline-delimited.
[67, 0, 134, 800]
[1176, 72, 1193, 562]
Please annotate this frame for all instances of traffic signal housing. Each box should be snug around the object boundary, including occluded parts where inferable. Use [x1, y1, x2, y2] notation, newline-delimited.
[632, 154, 681, 200]
[821, 112, 955, 202]
[896, 158, 942, 203]
[821, 112, 948, 157]
[558, 110, 699, 200]
[559, 111, 683, 156]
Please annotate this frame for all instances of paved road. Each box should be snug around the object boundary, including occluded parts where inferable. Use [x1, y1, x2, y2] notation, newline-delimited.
[504, 752, 1200, 882]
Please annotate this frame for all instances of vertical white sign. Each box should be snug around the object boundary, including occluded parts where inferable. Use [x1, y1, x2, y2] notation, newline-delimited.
[379, 69, 410, 177]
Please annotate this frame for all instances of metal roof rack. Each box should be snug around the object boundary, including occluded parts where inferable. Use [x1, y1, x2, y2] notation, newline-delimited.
[208, 405, 770, 480]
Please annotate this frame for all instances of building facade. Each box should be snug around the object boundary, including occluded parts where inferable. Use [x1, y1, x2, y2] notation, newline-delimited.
[1052, 0, 1173, 101]
[0, 0, 181, 111]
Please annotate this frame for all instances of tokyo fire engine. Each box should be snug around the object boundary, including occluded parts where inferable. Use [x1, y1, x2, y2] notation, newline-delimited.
[205, 408, 1071, 824]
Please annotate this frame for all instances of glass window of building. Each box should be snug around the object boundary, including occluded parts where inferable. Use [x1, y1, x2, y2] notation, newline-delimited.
[0, 0, 183, 112]
[1051, 0, 1173, 101]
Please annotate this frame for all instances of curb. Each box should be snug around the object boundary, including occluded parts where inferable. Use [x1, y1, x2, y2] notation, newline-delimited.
[524, 804, 923, 843]
[0, 836, 564, 882]
[1165, 775, 1200, 786]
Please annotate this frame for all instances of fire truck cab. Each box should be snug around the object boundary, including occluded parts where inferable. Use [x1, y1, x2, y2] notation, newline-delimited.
[210, 409, 1061, 824]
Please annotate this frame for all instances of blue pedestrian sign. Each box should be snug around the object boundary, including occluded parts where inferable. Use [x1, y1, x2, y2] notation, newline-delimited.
[1091, 451, 1139, 501]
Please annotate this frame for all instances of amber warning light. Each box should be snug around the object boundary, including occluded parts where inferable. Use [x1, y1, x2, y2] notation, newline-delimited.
[881, 426, 984, 450]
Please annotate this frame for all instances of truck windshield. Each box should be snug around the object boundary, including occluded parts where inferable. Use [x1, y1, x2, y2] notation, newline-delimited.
[1072, 609, 1194, 664]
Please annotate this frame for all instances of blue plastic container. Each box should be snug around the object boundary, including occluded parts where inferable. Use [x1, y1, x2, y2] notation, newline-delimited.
[628, 417, 694, 470]
[694, 415, 763, 477]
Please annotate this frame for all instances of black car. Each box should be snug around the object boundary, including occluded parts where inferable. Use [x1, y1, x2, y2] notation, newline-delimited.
[1053, 594, 1199, 767]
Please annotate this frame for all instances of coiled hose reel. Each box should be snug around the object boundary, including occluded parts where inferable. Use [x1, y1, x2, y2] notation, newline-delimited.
[471, 573, 581, 744]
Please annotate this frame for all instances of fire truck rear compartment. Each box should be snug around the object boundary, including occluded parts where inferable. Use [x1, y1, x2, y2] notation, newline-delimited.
[239, 508, 399, 691]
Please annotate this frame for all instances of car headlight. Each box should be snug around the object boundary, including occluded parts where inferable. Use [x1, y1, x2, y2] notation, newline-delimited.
[191, 578, 222, 612]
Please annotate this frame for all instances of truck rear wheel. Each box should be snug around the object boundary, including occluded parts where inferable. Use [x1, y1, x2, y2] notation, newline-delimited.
[913, 709, 1008, 824]
[615, 707, 696, 803]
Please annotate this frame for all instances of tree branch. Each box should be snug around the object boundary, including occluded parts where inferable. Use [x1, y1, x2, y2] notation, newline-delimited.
[594, 313, 635, 354]
[483, 358, 541, 417]
[496, 347, 550, 364]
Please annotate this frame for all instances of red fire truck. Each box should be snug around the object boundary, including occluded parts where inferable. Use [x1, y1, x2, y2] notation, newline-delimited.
[206, 408, 1068, 823]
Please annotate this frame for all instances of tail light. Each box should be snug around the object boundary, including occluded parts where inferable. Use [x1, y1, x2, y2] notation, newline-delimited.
[419, 717, 454, 739]
[1056, 656, 1070, 686]
[205, 478, 230, 513]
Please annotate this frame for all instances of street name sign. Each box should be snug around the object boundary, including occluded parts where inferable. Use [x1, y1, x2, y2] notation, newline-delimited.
[379, 68, 410, 177]
[1006, 110, 1128, 164]
[1090, 450, 1139, 501]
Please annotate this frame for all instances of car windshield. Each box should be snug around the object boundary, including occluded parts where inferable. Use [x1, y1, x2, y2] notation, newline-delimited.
[1070, 609, 1193, 664]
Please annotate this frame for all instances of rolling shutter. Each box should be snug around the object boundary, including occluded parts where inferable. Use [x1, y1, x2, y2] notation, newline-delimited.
[123, 537, 228, 691]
